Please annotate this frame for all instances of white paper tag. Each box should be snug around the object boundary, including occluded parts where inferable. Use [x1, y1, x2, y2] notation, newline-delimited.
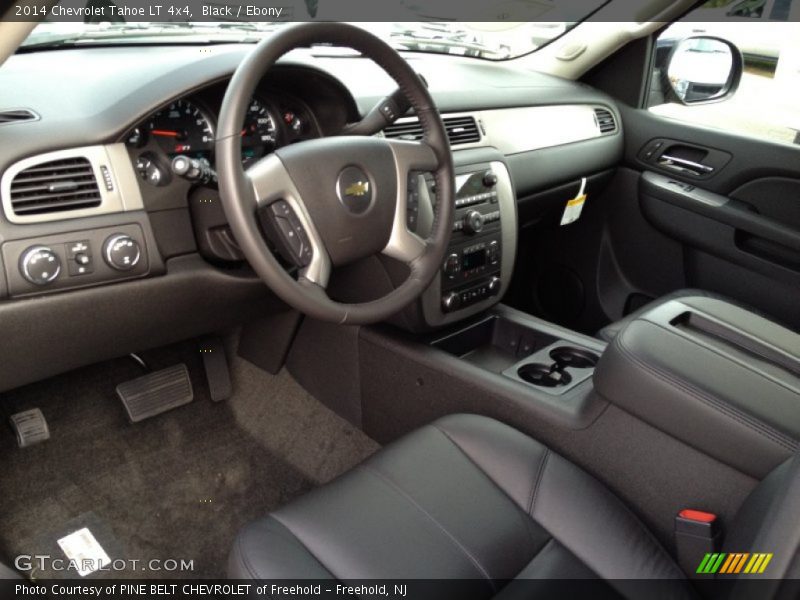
[560, 177, 588, 226]
[57, 528, 111, 577]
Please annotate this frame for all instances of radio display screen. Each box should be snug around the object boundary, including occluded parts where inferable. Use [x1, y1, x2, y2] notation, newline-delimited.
[455, 172, 485, 199]
[462, 248, 487, 270]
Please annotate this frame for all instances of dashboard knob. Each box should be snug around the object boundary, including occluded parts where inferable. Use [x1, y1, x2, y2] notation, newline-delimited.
[463, 210, 484, 234]
[442, 253, 460, 277]
[487, 240, 500, 264]
[442, 291, 461, 313]
[104, 235, 141, 271]
[20, 246, 61, 286]
[482, 170, 498, 188]
[488, 276, 502, 295]
[136, 154, 169, 187]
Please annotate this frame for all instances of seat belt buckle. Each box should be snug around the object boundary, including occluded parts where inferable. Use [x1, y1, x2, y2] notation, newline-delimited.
[675, 509, 722, 578]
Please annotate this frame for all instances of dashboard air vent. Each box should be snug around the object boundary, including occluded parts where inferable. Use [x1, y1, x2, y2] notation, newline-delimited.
[9, 157, 102, 216]
[594, 108, 617, 134]
[383, 120, 424, 141]
[0, 108, 38, 125]
[384, 115, 481, 146]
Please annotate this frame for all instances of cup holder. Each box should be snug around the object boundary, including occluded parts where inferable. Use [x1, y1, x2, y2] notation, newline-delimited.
[549, 346, 600, 369]
[517, 363, 573, 388]
[506, 343, 599, 392]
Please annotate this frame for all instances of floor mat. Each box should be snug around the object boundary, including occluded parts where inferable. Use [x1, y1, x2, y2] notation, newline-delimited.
[0, 342, 379, 579]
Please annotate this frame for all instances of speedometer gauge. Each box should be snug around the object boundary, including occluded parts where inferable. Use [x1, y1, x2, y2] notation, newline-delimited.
[146, 99, 214, 159]
[241, 98, 278, 166]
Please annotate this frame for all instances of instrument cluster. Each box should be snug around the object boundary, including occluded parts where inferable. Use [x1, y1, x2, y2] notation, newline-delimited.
[125, 90, 319, 187]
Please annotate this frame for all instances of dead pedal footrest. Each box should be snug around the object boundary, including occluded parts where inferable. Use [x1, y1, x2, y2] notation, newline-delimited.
[9, 408, 50, 448]
[116, 364, 193, 423]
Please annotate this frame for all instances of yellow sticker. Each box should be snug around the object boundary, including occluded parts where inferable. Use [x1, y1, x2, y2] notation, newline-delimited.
[561, 178, 588, 226]
[567, 194, 587, 207]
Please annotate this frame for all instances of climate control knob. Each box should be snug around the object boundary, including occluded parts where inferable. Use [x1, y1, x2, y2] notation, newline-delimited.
[463, 210, 484, 234]
[442, 253, 460, 277]
[488, 276, 502, 296]
[20, 246, 61, 286]
[104, 234, 141, 271]
[442, 291, 462, 313]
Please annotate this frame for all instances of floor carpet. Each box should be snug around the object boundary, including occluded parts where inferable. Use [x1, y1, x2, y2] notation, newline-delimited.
[0, 341, 379, 579]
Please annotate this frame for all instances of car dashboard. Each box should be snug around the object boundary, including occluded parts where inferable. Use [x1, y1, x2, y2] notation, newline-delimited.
[0, 42, 623, 391]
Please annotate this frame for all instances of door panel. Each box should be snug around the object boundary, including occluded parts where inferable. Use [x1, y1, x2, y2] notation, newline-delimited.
[615, 105, 800, 329]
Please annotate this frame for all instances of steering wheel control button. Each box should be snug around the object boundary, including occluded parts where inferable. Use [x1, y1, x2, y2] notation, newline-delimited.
[264, 200, 312, 267]
[336, 166, 373, 214]
[104, 234, 141, 271]
[379, 101, 397, 122]
[20, 246, 62, 286]
[406, 174, 420, 231]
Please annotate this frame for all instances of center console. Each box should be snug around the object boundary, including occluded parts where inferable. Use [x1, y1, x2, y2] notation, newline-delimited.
[412, 156, 517, 328]
[430, 307, 604, 409]
[593, 295, 800, 478]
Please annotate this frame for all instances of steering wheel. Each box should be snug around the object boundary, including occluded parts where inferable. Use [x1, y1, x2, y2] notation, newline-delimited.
[216, 23, 454, 325]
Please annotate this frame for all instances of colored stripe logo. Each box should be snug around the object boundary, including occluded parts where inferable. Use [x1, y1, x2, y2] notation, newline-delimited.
[697, 553, 773, 574]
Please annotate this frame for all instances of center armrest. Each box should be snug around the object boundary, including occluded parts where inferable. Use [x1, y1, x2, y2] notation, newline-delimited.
[593, 295, 800, 479]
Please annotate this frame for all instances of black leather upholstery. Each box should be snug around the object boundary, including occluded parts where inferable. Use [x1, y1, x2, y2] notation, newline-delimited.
[722, 455, 800, 599]
[594, 295, 800, 479]
[597, 289, 736, 342]
[230, 415, 691, 598]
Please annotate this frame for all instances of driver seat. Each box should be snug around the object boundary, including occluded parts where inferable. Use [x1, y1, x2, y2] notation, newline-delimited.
[229, 415, 800, 598]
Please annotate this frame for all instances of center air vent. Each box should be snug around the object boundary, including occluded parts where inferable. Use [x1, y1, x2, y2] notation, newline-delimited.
[594, 108, 618, 135]
[384, 115, 482, 146]
[9, 157, 102, 216]
[0, 109, 38, 125]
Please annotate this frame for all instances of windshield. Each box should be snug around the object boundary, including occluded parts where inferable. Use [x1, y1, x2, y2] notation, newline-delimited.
[19, 1, 608, 60]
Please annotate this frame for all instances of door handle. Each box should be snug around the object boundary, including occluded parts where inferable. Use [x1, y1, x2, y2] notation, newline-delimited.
[658, 154, 715, 176]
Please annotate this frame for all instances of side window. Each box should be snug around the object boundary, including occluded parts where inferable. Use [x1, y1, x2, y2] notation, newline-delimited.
[647, 0, 800, 146]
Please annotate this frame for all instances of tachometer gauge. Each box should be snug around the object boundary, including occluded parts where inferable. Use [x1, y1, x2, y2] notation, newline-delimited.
[241, 98, 278, 166]
[146, 99, 214, 159]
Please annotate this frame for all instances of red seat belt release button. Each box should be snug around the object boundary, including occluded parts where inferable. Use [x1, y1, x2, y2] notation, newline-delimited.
[675, 509, 721, 578]
[679, 509, 717, 524]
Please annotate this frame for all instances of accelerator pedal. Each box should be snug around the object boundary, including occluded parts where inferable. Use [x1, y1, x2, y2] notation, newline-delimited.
[9, 408, 50, 448]
[116, 364, 193, 423]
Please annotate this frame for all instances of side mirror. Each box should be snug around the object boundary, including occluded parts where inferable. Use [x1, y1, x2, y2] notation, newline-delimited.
[665, 36, 743, 105]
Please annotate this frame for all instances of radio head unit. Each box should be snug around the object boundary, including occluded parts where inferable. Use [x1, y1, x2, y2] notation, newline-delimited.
[408, 161, 516, 324]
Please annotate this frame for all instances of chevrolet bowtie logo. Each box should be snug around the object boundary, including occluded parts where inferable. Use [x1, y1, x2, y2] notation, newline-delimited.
[344, 181, 370, 197]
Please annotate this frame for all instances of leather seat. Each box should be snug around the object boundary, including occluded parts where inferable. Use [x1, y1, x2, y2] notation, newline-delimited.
[597, 289, 756, 342]
[229, 414, 693, 597]
[231, 414, 800, 597]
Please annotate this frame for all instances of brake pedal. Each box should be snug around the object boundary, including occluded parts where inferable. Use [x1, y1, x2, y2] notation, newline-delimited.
[116, 364, 193, 423]
[9, 408, 50, 448]
[199, 337, 232, 402]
